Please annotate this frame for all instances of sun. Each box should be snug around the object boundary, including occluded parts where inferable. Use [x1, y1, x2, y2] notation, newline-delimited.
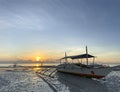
[36, 56, 41, 61]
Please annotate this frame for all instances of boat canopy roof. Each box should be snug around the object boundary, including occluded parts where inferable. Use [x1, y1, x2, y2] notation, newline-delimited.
[61, 54, 95, 60]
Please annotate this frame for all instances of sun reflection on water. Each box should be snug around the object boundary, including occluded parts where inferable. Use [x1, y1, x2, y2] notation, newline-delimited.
[33, 63, 41, 71]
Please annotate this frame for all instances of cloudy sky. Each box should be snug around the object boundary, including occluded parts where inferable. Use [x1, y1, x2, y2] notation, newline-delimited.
[0, 0, 120, 63]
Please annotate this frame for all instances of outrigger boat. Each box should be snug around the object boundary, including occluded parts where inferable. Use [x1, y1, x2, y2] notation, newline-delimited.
[57, 46, 120, 79]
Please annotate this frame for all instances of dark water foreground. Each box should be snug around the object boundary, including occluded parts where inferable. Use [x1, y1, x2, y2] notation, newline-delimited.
[0, 67, 120, 92]
[56, 73, 108, 92]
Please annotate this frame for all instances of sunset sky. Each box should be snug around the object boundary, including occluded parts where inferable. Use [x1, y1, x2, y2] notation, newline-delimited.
[0, 0, 120, 63]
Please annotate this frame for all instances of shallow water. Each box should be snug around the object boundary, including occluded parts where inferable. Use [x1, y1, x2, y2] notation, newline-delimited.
[0, 68, 120, 92]
[105, 71, 120, 92]
[38, 67, 120, 92]
[0, 69, 53, 92]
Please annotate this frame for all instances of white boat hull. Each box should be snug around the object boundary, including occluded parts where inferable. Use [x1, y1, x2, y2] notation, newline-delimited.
[57, 64, 113, 79]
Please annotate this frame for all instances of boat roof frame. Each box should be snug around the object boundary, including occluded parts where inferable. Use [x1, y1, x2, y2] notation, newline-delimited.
[61, 53, 95, 60]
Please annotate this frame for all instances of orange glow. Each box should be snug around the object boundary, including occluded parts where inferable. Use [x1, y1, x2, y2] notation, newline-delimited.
[33, 63, 41, 71]
[36, 56, 41, 61]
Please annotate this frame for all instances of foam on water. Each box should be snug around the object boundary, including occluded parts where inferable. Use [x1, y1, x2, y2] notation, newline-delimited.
[0, 70, 53, 92]
[0, 68, 120, 92]
[105, 71, 120, 92]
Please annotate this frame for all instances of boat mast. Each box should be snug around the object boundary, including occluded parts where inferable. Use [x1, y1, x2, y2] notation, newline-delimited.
[65, 52, 67, 63]
[86, 46, 88, 65]
[93, 57, 95, 66]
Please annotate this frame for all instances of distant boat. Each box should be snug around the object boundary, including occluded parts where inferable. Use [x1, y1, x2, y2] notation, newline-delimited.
[57, 46, 120, 79]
